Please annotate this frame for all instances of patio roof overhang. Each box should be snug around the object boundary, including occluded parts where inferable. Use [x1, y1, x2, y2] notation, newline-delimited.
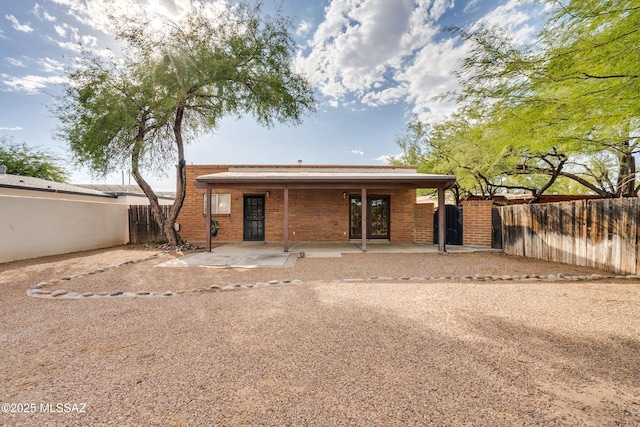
[194, 170, 457, 190]
[194, 167, 456, 255]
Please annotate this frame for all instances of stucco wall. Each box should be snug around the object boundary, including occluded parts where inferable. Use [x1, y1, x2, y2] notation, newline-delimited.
[114, 194, 175, 205]
[0, 195, 129, 263]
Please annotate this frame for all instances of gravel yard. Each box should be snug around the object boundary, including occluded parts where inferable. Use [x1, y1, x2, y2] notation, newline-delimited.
[1, 246, 639, 426]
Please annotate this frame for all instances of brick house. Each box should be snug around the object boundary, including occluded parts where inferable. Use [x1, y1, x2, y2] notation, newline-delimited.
[178, 165, 457, 253]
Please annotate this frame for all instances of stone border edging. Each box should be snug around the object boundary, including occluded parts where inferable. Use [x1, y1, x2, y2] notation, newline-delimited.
[25, 252, 639, 300]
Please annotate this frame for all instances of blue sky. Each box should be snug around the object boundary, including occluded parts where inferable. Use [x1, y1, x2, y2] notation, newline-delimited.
[0, 0, 545, 190]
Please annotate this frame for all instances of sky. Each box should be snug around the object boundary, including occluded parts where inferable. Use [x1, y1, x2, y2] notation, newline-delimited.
[0, 0, 546, 191]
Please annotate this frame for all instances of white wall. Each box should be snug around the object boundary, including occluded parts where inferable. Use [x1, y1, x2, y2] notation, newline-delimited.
[114, 193, 175, 205]
[0, 195, 129, 263]
[0, 187, 174, 205]
[0, 186, 117, 202]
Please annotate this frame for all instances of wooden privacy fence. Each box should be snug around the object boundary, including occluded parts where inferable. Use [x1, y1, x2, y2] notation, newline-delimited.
[128, 205, 171, 244]
[498, 198, 639, 275]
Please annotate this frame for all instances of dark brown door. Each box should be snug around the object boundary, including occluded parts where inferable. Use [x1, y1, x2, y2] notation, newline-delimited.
[244, 195, 265, 241]
[349, 195, 390, 239]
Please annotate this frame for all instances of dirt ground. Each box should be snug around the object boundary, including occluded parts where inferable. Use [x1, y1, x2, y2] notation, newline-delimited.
[0, 245, 639, 426]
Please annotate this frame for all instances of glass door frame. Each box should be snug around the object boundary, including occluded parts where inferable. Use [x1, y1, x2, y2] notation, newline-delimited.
[349, 194, 390, 240]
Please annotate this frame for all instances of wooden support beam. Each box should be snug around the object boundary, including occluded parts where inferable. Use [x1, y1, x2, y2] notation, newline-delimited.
[284, 187, 289, 252]
[438, 186, 446, 254]
[361, 187, 367, 252]
[206, 186, 212, 252]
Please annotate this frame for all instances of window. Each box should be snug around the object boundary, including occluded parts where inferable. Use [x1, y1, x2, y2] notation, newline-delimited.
[203, 193, 231, 214]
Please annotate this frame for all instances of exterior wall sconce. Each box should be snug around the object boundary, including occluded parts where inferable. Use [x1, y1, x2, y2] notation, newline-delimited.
[266, 191, 270, 198]
[342, 192, 347, 199]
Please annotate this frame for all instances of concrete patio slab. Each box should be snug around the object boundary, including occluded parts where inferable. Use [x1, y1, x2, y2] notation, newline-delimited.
[157, 251, 291, 268]
[157, 242, 500, 268]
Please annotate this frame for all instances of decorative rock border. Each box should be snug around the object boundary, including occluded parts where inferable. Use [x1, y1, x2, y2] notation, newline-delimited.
[26, 253, 639, 301]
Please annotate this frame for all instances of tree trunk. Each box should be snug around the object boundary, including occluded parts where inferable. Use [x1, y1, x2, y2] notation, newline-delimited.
[162, 103, 188, 246]
[616, 140, 636, 197]
[128, 103, 190, 248]
[529, 158, 566, 204]
[130, 134, 183, 247]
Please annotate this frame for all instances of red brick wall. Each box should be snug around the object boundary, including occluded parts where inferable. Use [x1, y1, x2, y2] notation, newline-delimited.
[177, 165, 420, 245]
[286, 190, 349, 242]
[414, 203, 434, 243]
[462, 200, 493, 247]
[178, 165, 232, 245]
[389, 189, 419, 242]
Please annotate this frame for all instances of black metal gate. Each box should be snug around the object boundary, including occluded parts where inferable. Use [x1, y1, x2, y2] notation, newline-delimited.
[491, 207, 503, 249]
[434, 204, 463, 245]
[243, 195, 265, 241]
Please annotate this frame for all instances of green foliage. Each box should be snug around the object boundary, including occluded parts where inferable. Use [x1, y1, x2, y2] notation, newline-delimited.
[400, 0, 640, 200]
[55, 2, 315, 178]
[54, 1, 315, 244]
[0, 137, 68, 182]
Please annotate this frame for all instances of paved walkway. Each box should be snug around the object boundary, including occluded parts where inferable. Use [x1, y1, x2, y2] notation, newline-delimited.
[157, 242, 500, 268]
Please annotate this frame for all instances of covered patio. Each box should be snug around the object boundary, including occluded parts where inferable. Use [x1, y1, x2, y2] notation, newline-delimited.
[195, 167, 457, 254]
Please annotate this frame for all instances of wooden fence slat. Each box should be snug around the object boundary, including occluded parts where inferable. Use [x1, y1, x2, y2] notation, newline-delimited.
[128, 205, 172, 244]
[500, 198, 638, 275]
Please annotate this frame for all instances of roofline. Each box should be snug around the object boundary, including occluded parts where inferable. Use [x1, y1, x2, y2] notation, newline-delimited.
[188, 164, 418, 169]
[0, 183, 118, 199]
[109, 191, 175, 200]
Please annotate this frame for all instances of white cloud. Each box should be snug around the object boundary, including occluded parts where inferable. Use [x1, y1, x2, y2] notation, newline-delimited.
[1, 74, 68, 94]
[44, 11, 57, 22]
[428, 0, 455, 20]
[81, 34, 98, 47]
[375, 154, 394, 163]
[50, 0, 229, 35]
[54, 24, 68, 38]
[395, 36, 469, 122]
[48, 36, 82, 52]
[463, 0, 481, 14]
[473, 0, 539, 45]
[33, 3, 57, 22]
[39, 58, 65, 73]
[50, 22, 99, 51]
[296, 20, 312, 36]
[0, 126, 23, 131]
[7, 58, 26, 67]
[351, 149, 364, 156]
[297, 0, 541, 124]
[5, 15, 34, 33]
[298, 0, 434, 103]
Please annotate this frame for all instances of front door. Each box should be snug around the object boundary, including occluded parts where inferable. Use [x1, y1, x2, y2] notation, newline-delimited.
[243, 195, 265, 241]
[349, 195, 390, 239]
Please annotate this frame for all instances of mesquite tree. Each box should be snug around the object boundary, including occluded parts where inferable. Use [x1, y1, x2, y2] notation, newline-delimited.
[55, 2, 315, 245]
[396, 0, 639, 201]
[0, 137, 68, 183]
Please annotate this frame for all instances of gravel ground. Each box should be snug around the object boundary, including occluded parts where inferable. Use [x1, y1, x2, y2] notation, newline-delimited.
[1, 245, 639, 426]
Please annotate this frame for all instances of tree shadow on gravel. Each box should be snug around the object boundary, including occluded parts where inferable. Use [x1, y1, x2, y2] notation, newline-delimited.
[461, 313, 640, 425]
